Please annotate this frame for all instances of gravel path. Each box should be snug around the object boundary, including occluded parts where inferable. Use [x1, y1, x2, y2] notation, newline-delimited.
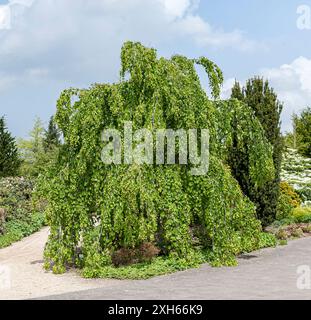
[1, 228, 311, 300]
[0, 228, 127, 300]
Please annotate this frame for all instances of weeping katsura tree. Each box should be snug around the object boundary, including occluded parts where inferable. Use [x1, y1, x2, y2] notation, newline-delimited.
[39, 42, 275, 274]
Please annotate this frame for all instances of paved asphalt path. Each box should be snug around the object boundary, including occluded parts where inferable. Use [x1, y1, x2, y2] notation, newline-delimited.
[41, 237, 311, 300]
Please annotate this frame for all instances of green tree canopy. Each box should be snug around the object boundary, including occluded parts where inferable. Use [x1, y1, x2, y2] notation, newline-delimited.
[18, 117, 59, 177]
[231, 78, 283, 225]
[39, 42, 274, 274]
[43, 116, 61, 151]
[293, 107, 311, 157]
[0, 117, 21, 178]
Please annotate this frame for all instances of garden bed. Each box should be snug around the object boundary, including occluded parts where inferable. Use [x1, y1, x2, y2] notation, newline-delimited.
[0, 177, 46, 248]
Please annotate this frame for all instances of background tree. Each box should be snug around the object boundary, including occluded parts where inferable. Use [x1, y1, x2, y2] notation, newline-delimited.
[18, 117, 58, 177]
[293, 107, 311, 157]
[18, 117, 44, 164]
[43, 116, 61, 151]
[231, 78, 283, 225]
[0, 117, 21, 177]
[229, 82, 253, 198]
[231, 81, 244, 101]
[283, 132, 295, 149]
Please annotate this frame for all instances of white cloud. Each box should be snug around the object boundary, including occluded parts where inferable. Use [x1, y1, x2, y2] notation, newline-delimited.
[0, 0, 35, 31]
[0, 5, 11, 30]
[0, 67, 49, 92]
[176, 15, 265, 52]
[0, 0, 264, 90]
[262, 57, 311, 95]
[0, 0, 268, 137]
[221, 57, 311, 132]
[158, 0, 194, 18]
[26, 67, 49, 77]
[10, 0, 34, 7]
[221, 78, 236, 100]
[0, 73, 16, 92]
[261, 57, 311, 132]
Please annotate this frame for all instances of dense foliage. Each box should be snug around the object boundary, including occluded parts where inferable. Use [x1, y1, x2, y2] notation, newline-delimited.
[0, 177, 46, 247]
[280, 181, 301, 208]
[39, 42, 275, 275]
[293, 107, 311, 157]
[18, 117, 59, 177]
[215, 98, 275, 210]
[277, 181, 301, 220]
[281, 148, 311, 204]
[0, 117, 21, 178]
[231, 79, 283, 225]
[43, 116, 61, 152]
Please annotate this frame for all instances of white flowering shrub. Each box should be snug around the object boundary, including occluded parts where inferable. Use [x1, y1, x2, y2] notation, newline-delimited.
[281, 148, 311, 205]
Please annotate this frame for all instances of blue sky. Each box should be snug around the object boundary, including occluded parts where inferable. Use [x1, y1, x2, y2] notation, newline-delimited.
[0, 0, 310, 137]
